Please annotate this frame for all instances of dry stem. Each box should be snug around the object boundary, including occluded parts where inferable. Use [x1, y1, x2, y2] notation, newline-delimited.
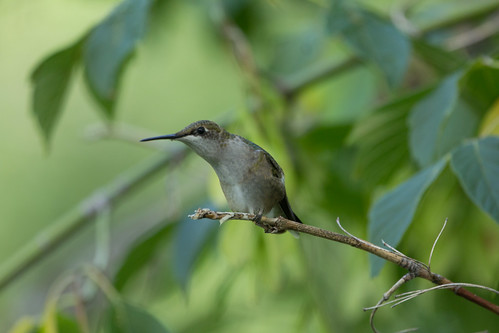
[189, 208, 499, 316]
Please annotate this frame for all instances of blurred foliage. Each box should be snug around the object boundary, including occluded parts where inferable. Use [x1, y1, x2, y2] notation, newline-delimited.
[1, 0, 499, 332]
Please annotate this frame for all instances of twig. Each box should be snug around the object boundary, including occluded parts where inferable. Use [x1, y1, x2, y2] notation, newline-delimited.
[365, 282, 499, 313]
[366, 273, 416, 333]
[396, 282, 499, 301]
[428, 218, 447, 270]
[84, 123, 169, 150]
[274, 57, 362, 101]
[382, 239, 410, 259]
[190, 209, 499, 316]
[445, 11, 499, 50]
[0, 148, 188, 291]
[390, 0, 420, 36]
[336, 217, 371, 248]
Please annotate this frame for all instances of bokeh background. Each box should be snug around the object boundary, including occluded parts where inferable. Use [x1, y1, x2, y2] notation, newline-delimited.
[1, 0, 498, 332]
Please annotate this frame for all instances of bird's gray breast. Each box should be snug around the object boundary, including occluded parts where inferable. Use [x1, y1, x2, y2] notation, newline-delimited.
[211, 139, 285, 215]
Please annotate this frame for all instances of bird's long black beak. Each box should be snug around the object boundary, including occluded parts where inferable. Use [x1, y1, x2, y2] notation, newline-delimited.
[140, 133, 183, 142]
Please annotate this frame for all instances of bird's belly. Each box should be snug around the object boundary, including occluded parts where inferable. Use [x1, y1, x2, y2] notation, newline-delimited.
[220, 181, 276, 215]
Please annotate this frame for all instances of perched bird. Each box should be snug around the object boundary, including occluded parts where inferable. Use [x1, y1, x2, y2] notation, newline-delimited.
[141, 120, 302, 233]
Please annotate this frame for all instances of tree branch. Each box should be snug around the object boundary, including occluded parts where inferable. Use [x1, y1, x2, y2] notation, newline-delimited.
[190, 209, 499, 316]
[0, 148, 188, 291]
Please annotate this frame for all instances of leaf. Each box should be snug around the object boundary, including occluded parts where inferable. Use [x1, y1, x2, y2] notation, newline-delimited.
[368, 158, 447, 276]
[325, 0, 351, 35]
[412, 39, 466, 75]
[83, 0, 153, 117]
[108, 300, 170, 333]
[459, 58, 499, 113]
[299, 124, 351, 153]
[450, 137, 499, 224]
[31, 42, 81, 145]
[350, 90, 429, 187]
[113, 222, 174, 291]
[173, 211, 219, 290]
[7, 317, 37, 333]
[39, 299, 82, 333]
[479, 97, 499, 136]
[327, 6, 411, 87]
[408, 73, 460, 167]
[52, 314, 82, 333]
[436, 98, 479, 157]
[269, 25, 326, 75]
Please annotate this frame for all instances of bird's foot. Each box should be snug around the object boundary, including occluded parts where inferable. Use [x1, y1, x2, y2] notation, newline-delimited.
[254, 214, 282, 234]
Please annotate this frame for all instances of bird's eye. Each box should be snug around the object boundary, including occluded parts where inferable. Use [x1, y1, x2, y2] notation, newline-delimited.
[196, 126, 206, 135]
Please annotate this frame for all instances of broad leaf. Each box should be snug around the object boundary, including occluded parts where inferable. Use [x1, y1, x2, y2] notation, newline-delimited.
[412, 39, 466, 75]
[39, 299, 82, 333]
[108, 300, 169, 333]
[408, 73, 460, 167]
[114, 222, 174, 291]
[479, 98, 499, 136]
[8, 317, 37, 333]
[450, 137, 499, 224]
[368, 158, 447, 276]
[173, 211, 219, 290]
[299, 124, 351, 153]
[350, 90, 429, 187]
[325, 0, 350, 35]
[436, 98, 479, 157]
[83, 0, 153, 116]
[327, 5, 410, 87]
[31, 42, 81, 145]
[269, 25, 326, 75]
[459, 58, 499, 113]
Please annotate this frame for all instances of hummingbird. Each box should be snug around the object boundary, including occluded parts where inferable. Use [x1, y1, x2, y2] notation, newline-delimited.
[140, 120, 302, 233]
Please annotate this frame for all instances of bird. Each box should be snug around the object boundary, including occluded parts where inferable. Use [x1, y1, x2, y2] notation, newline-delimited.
[141, 120, 302, 234]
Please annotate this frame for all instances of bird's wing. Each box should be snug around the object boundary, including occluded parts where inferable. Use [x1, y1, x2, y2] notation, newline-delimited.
[279, 194, 302, 223]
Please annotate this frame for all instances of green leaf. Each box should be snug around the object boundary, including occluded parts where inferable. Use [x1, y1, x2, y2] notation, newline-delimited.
[173, 209, 219, 290]
[53, 313, 82, 333]
[83, 0, 153, 117]
[327, 6, 411, 87]
[31, 42, 81, 145]
[108, 300, 170, 333]
[450, 137, 499, 224]
[412, 39, 467, 75]
[299, 124, 351, 153]
[350, 90, 429, 187]
[39, 299, 82, 333]
[269, 25, 326, 75]
[459, 58, 499, 112]
[436, 98, 479, 158]
[368, 158, 447, 276]
[325, 0, 350, 35]
[8, 317, 37, 333]
[113, 222, 174, 291]
[408, 73, 460, 167]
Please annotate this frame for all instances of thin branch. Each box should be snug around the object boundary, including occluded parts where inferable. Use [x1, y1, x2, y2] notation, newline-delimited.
[364, 282, 499, 312]
[428, 218, 447, 270]
[418, 3, 499, 35]
[366, 273, 416, 333]
[274, 57, 362, 101]
[336, 217, 358, 240]
[270, 4, 499, 101]
[84, 123, 168, 150]
[382, 239, 410, 259]
[190, 209, 499, 316]
[445, 11, 499, 50]
[396, 282, 499, 300]
[0, 148, 188, 291]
